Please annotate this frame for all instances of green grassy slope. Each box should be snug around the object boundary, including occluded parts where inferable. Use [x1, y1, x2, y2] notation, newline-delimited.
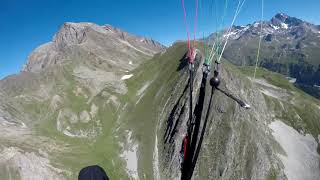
[1, 41, 319, 180]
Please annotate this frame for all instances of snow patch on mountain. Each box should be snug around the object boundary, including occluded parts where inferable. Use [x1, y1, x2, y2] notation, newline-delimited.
[269, 121, 320, 180]
[271, 24, 280, 30]
[281, 23, 289, 29]
[121, 74, 134, 80]
[120, 131, 139, 180]
[253, 22, 260, 28]
[223, 31, 237, 38]
[242, 25, 250, 31]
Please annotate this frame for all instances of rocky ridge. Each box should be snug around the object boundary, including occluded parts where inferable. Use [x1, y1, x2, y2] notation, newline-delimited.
[209, 13, 320, 98]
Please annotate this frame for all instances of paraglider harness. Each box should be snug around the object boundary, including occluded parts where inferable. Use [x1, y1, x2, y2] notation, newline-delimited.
[180, 52, 250, 179]
[180, 52, 219, 179]
[178, 0, 251, 179]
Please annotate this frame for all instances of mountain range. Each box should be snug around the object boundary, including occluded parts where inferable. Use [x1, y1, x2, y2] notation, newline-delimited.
[0, 13, 320, 180]
[213, 13, 320, 98]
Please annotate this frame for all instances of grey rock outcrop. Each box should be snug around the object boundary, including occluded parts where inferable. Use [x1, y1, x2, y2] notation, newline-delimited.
[22, 22, 166, 73]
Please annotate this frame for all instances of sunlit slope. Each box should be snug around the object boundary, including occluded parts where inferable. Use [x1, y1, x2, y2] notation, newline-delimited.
[0, 42, 188, 179]
[210, 13, 320, 99]
[0, 22, 166, 180]
[0, 41, 319, 180]
[154, 46, 320, 179]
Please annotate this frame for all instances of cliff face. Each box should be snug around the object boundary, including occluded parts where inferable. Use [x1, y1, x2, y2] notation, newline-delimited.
[159, 50, 282, 179]
[155, 44, 320, 180]
[106, 42, 319, 180]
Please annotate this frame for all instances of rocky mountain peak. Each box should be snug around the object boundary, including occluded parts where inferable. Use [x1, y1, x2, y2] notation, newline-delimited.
[22, 22, 166, 73]
[273, 13, 289, 22]
[271, 13, 304, 28]
[1, 13, 320, 180]
[218, 13, 320, 99]
[101, 24, 166, 51]
[210, 13, 319, 42]
[53, 22, 89, 50]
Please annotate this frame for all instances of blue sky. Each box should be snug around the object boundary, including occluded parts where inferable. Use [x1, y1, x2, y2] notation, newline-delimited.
[1, 0, 320, 79]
